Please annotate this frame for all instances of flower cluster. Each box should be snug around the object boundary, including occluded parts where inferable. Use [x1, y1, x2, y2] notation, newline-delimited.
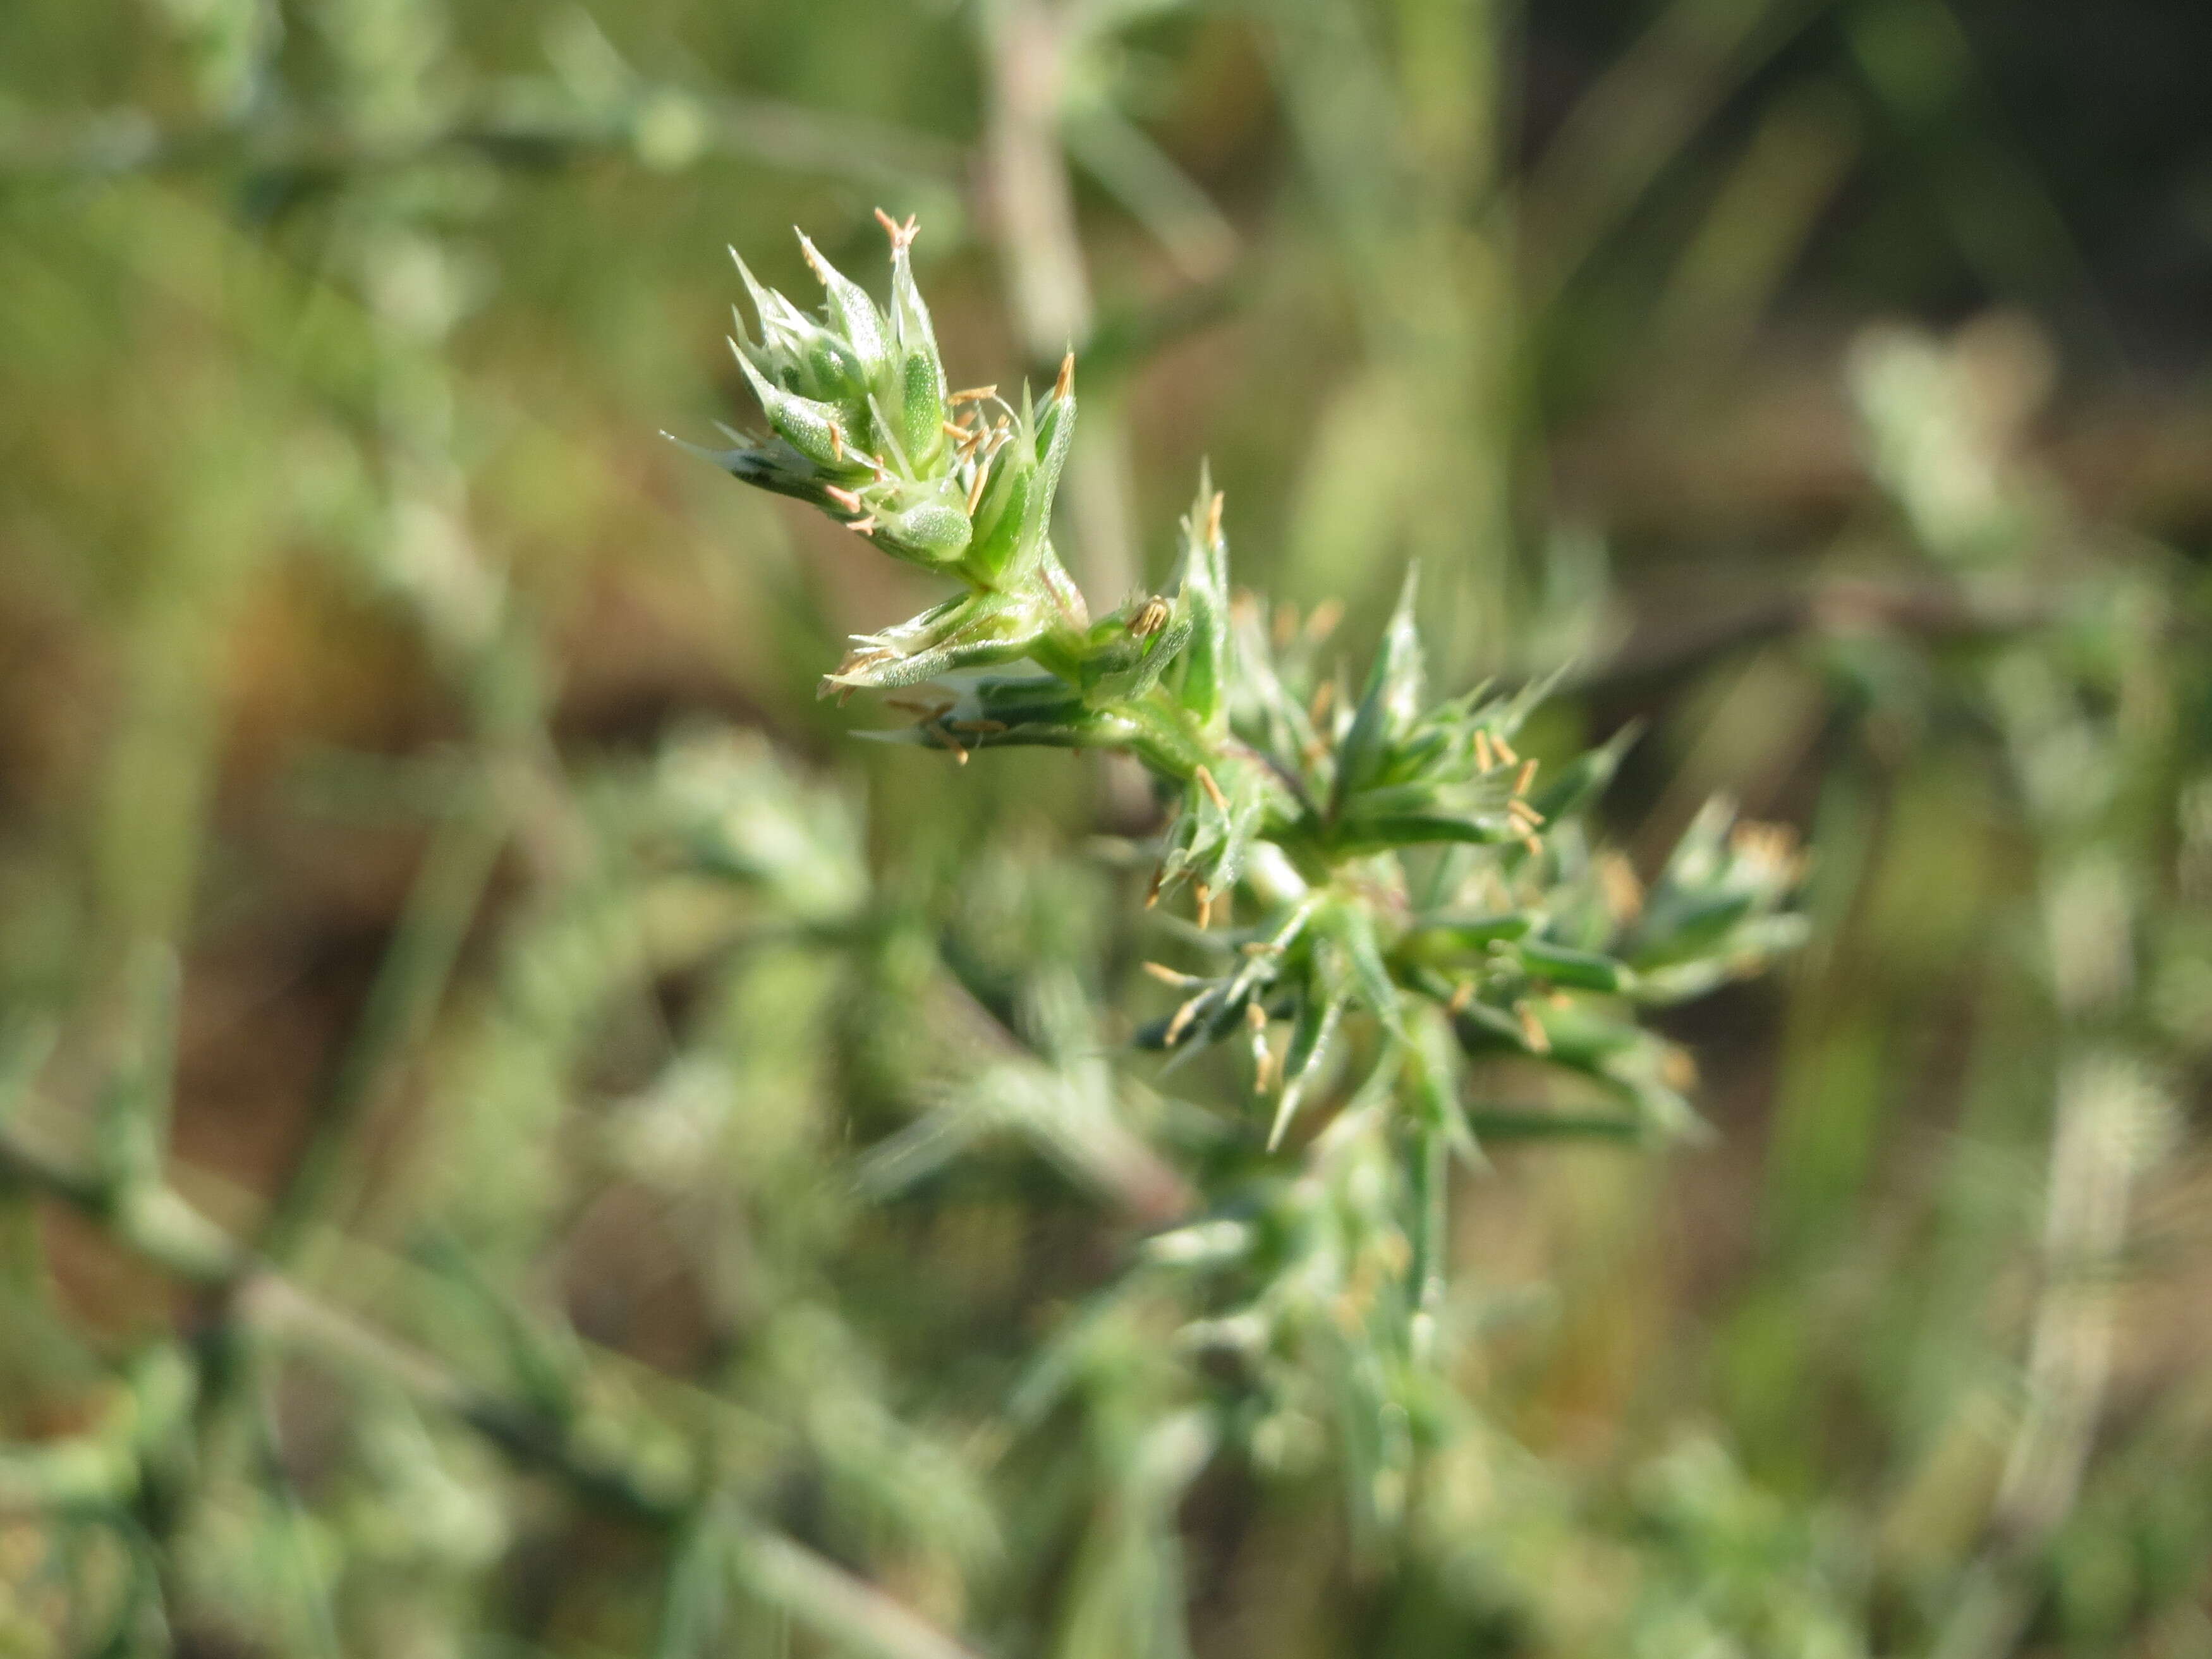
[692, 210, 1089, 695]
[694, 218, 1804, 1159]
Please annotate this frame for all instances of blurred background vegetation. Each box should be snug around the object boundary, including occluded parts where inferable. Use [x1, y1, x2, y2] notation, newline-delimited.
[2, 0, 2210, 1654]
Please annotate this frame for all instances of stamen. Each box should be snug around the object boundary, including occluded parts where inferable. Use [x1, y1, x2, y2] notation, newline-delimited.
[873, 207, 920, 250]
[884, 693, 956, 719]
[1247, 1001, 1272, 1092]
[1597, 853, 1645, 924]
[1661, 1047, 1699, 1090]
[1515, 1000, 1550, 1054]
[1195, 766, 1229, 811]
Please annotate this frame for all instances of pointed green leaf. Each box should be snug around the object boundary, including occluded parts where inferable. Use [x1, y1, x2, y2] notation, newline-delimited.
[873, 494, 973, 566]
[796, 231, 890, 380]
[1172, 468, 1232, 726]
[1529, 720, 1640, 824]
[1332, 565, 1425, 813]
[1011, 384, 1078, 580]
[1513, 939, 1634, 993]
[1273, 939, 1352, 1148]
[1335, 905, 1404, 1039]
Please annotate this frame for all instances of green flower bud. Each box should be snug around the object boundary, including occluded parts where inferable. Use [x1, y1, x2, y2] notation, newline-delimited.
[963, 366, 1076, 588]
[881, 211, 949, 468]
[795, 232, 891, 382]
[731, 252, 869, 402]
[871, 492, 973, 566]
[897, 347, 946, 470]
[729, 340, 850, 471]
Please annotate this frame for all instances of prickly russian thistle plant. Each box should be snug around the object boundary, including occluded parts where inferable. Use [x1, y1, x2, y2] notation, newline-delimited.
[696, 214, 1799, 1135]
[690, 222, 1805, 1517]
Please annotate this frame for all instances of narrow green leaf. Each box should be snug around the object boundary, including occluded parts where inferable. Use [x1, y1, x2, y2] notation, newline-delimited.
[1015, 382, 1079, 576]
[1172, 467, 1232, 726]
[1273, 952, 1350, 1149]
[1401, 912, 1534, 963]
[1336, 905, 1405, 1039]
[1514, 939, 1634, 993]
[1332, 564, 1425, 813]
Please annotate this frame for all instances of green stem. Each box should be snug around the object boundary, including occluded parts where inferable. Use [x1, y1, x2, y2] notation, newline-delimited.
[0, 1127, 983, 1658]
[260, 801, 505, 1259]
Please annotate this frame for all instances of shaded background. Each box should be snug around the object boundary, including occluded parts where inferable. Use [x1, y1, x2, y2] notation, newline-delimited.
[2, 0, 2210, 1654]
